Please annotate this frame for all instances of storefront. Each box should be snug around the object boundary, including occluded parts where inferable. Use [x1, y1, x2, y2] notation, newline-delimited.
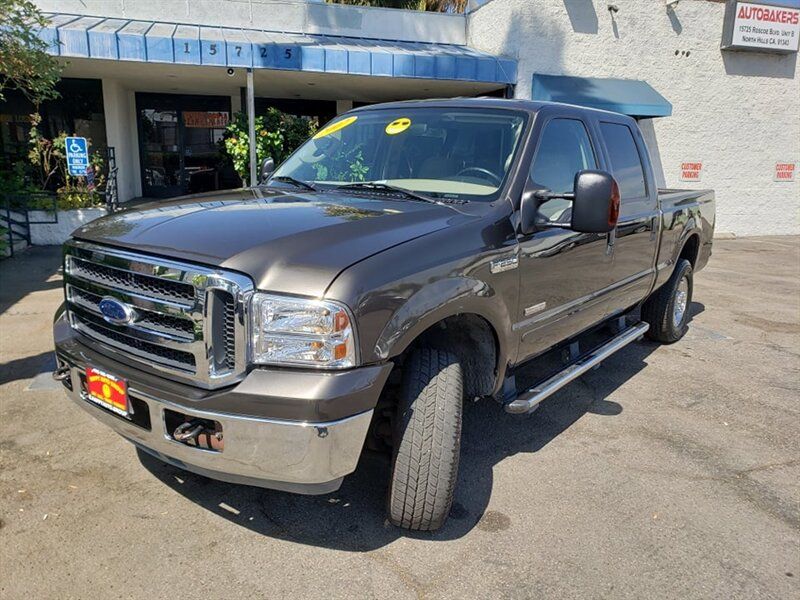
[136, 93, 236, 197]
[2, 0, 797, 236]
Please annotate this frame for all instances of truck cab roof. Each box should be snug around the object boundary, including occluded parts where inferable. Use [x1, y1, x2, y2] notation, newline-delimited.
[349, 97, 638, 123]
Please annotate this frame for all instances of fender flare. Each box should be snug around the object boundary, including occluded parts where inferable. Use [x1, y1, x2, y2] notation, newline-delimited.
[372, 276, 513, 389]
[673, 218, 701, 267]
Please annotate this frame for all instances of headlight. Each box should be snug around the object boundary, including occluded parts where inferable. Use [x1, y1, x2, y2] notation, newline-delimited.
[249, 293, 357, 368]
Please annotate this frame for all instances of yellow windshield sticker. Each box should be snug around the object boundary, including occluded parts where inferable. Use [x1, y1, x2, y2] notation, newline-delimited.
[313, 116, 357, 139]
[385, 117, 411, 135]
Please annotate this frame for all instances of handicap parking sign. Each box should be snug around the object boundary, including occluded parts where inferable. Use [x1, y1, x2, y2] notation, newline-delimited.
[65, 136, 89, 177]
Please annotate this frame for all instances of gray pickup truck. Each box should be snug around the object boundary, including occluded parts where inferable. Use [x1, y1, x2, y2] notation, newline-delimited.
[53, 98, 714, 531]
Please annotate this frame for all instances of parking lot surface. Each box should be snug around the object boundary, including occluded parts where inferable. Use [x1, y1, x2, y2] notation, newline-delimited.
[1, 237, 798, 600]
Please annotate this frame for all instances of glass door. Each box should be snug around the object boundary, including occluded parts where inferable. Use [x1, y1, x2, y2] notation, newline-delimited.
[182, 111, 229, 194]
[139, 108, 183, 198]
[136, 94, 233, 198]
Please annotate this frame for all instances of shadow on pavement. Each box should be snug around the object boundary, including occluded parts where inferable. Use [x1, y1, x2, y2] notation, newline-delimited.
[137, 333, 665, 550]
[0, 246, 62, 316]
[0, 351, 56, 385]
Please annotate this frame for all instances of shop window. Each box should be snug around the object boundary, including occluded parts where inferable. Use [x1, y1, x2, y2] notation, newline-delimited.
[0, 78, 107, 184]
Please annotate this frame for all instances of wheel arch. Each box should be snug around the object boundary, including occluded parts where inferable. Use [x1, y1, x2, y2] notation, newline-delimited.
[678, 232, 701, 268]
[373, 278, 511, 399]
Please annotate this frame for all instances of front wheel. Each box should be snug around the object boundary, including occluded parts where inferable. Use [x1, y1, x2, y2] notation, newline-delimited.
[387, 348, 463, 531]
[642, 258, 693, 343]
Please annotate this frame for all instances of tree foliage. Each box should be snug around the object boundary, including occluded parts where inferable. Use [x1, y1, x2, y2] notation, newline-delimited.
[0, 0, 63, 105]
[223, 109, 318, 185]
[325, 0, 467, 12]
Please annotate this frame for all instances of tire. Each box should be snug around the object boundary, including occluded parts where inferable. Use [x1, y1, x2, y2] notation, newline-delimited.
[642, 258, 693, 343]
[387, 348, 463, 531]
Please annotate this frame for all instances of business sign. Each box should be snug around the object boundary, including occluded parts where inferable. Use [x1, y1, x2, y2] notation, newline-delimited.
[721, 1, 800, 54]
[680, 162, 703, 182]
[183, 111, 229, 128]
[65, 136, 89, 177]
[774, 162, 797, 181]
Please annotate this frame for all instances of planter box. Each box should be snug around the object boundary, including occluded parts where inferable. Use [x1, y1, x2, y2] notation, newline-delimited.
[29, 208, 108, 246]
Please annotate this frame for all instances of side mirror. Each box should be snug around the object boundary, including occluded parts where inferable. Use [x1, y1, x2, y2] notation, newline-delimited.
[571, 170, 620, 234]
[519, 188, 540, 236]
[259, 157, 275, 183]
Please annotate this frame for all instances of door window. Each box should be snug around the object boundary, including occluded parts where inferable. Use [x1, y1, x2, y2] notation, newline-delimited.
[599, 122, 647, 199]
[530, 119, 597, 221]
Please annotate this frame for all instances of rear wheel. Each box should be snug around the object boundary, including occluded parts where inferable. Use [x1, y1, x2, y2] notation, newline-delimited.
[642, 258, 693, 343]
[387, 348, 463, 531]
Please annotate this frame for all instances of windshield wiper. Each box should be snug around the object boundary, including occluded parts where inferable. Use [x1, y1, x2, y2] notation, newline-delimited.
[270, 175, 316, 191]
[335, 182, 437, 204]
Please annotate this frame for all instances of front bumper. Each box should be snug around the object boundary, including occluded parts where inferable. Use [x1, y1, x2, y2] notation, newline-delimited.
[54, 310, 390, 494]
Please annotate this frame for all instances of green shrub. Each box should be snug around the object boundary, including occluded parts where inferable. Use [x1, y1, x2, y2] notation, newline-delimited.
[223, 108, 318, 184]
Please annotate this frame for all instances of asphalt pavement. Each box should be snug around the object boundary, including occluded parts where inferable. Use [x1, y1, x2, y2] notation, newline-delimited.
[1, 237, 798, 599]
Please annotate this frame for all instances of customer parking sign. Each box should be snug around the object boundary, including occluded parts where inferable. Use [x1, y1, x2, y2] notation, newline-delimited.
[65, 136, 89, 177]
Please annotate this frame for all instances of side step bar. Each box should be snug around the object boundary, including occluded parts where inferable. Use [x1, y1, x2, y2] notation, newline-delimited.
[505, 322, 649, 415]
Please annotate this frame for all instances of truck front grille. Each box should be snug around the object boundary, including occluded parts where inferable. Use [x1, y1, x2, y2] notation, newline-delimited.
[63, 240, 253, 389]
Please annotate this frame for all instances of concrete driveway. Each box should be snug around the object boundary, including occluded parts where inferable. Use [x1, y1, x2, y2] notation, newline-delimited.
[1, 237, 798, 599]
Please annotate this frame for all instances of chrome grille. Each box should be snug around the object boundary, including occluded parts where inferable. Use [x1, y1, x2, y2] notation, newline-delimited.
[64, 240, 253, 389]
[69, 256, 195, 304]
[223, 294, 236, 371]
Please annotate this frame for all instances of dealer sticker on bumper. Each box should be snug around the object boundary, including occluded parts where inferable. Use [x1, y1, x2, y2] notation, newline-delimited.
[85, 367, 128, 417]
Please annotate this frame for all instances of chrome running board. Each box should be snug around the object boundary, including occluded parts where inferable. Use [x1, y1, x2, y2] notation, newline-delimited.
[505, 322, 649, 415]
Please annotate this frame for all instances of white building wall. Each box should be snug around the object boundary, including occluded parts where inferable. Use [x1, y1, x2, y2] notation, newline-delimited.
[34, 0, 466, 45]
[102, 79, 141, 202]
[468, 0, 800, 237]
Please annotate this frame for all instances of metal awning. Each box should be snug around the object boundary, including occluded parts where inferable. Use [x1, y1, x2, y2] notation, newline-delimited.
[532, 74, 672, 118]
[39, 14, 517, 85]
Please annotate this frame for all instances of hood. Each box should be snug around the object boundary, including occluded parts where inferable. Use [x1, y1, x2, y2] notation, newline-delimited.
[73, 188, 469, 296]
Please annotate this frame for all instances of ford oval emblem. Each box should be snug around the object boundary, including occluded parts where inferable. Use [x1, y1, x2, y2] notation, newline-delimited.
[98, 297, 135, 325]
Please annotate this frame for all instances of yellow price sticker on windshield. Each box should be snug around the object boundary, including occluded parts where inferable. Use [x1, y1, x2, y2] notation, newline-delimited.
[313, 116, 357, 139]
[385, 117, 411, 135]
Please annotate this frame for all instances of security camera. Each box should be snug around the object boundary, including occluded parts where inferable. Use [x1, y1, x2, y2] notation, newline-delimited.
[226, 68, 235, 77]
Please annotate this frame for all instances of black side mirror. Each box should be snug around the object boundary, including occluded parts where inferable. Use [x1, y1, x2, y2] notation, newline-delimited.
[259, 157, 275, 183]
[519, 187, 540, 235]
[519, 170, 619, 236]
[571, 170, 619, 233]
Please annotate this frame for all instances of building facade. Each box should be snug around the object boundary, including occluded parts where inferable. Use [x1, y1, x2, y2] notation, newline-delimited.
[1, 0, 798, 236]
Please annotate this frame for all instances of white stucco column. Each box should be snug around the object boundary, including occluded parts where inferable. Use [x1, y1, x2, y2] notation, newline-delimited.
[101, 79, 141, 202]
[336, 100, 354, 115]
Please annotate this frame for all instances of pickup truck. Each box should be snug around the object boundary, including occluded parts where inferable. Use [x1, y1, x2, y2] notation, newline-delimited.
[53, 98, 715, 531]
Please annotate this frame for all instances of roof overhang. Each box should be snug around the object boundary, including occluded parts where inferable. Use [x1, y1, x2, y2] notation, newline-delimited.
[39, 14, 517, 87]
[532, 74, 672, 118]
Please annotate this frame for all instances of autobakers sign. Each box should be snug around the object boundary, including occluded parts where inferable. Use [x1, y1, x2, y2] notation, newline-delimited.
[722, 1, 800, 53]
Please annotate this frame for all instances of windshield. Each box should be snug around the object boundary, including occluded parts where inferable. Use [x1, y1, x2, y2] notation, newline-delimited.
[270, 107, 527, 202]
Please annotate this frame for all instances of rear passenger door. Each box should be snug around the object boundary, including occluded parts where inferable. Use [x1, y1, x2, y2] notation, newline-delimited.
[515, 115, 614, 362]
[596, 120, 659, 313]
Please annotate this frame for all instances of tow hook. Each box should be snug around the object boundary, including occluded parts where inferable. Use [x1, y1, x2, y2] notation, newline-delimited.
[173, 421, 204, 442]
[172, 420, 224, 451]
[52, 366, 70, 381]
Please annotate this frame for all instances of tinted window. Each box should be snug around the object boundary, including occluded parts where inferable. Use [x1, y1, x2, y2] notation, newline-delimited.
[600, 122, 647, 199]
[530, 119, 596, 220]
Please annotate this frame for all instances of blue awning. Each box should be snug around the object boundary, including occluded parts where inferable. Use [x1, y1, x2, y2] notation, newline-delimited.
[532, 74, 672, 118]
[39, 14, 517, 85]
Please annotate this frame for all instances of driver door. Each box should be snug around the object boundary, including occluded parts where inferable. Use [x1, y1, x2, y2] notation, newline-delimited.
[515, 116, 614, 362]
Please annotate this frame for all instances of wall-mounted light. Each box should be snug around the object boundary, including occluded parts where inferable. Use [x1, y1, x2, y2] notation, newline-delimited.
[607, 3, 619, 13]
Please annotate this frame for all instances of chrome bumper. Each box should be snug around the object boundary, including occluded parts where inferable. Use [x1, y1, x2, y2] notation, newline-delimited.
[57, 358, 373, 495]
